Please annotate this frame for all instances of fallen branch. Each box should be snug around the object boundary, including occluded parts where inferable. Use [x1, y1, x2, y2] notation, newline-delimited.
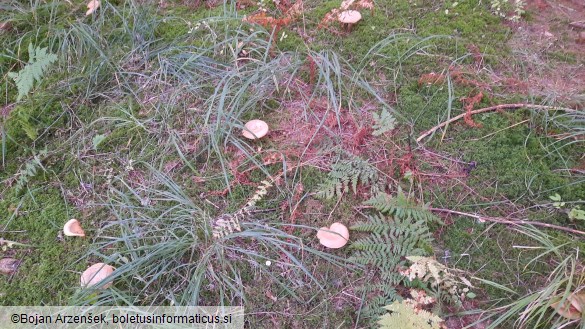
[430, 207, 585, 236]
[416, 103, 580, 143]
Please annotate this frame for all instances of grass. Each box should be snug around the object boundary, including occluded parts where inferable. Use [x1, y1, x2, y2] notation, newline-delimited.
[1, 0, 584, 328]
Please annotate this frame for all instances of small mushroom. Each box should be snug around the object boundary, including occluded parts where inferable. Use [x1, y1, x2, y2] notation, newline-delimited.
[317, 222, 349, 248]
[85, 0, 100, 16]
[63, 219, 85, 237]
[80, 263, 114, 288]
[551, 292, 585, 320]
[338, 10, 362, 32]
[0, 258, 20, 275]
[0, 21, 12, 33]
[242, 119, 269, 140]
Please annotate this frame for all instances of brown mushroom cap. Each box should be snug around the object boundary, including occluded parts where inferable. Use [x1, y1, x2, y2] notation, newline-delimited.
[338, 10, 362, 24]
[0, 258, 20, 275]
[80, 263, 114, 288]
[551, 292, 585, 320]
[317, 222, 349, 248]
[242, 119, 269, 139]
[63, 219, 85, 237]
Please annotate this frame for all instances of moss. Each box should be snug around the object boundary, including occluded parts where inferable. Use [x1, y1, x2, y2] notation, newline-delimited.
[153, 5, 228, 41]
[545, 50, 579, 65]
[439, 217, 555, 299]
[0, 187, 85, 305]
[0, 1, 583, 326]
[276, 28, 305, 52]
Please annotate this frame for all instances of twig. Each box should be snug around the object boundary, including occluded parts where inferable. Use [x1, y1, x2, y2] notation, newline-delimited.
[430, 207, 585, 236]
[416, 103, 580, 143]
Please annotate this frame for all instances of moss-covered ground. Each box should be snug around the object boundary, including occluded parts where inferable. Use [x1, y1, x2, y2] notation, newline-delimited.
[1, 0, 584, 328]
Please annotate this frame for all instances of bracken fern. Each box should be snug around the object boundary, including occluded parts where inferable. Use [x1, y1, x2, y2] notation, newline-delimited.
[372, 107, 397, 136]
[317, 154, 380, 199]
[378, 300, 445, 329]
[351, 191, 439, 320]
[8, 43, 58, 101]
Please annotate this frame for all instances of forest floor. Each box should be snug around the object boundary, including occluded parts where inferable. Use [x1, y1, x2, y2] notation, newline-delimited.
[1, 0, 584, 328]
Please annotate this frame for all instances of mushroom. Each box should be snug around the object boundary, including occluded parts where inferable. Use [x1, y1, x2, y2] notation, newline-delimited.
[63, 219, 85, 237]
[80, 263, 114, 289]
[0, 258, 20, 275]
[242, 119, 269, 140]
[317, 222, 349, 248]
[85, 0, 100, 16]
[551, 292, 585, 320]
[338, 10, 362, 32]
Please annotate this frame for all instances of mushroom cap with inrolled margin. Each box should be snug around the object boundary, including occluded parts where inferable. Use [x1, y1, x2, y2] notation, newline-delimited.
[80, 263, 114, 288]
[63, 219, 85, 237]
[0, 258, 19, 275]
[338, 10, 362, 24]
[242, 119, 269, 139]
[317, 222, 350, 248]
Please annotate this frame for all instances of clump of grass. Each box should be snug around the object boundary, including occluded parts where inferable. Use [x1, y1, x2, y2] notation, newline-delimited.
[475, 226, 584, 329]
[72, 164, 350, 306]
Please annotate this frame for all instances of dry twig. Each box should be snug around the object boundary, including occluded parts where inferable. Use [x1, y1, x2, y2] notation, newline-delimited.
[430, 207, 585, 236]
[416, 103, 580, 143]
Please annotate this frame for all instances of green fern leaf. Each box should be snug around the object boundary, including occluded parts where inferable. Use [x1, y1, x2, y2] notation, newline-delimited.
[365, 190, 442, 224]
[377, 300, 444, 329]
[350, 194, 441, 321]
[372, 107, 397, 136]
[15, 108, 38, 140]
[8, 43, 58, 101]
[317, 155, 380, 199]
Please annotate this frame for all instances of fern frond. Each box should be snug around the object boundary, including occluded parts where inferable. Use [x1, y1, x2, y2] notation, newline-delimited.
[351, 195, 441, 322]
[403, 256, 474, 306]
[14, 150, 47, 193]
[365, 190, 442, 224]
[372, 107, 397, 136]
[377, 300, 445, 329]
[317, 155, 380, 199]
[8, 43, 58, 101]
[350, 213, 390, 234]
[14, 107, 37, 140]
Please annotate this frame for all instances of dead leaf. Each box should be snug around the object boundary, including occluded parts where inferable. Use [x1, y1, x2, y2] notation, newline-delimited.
[243, 12, 291, 32]
[418, 72, 445, 86]
[0, 258, 20, 275]
[461, 92, 483, 128]
[85, 0, 100, 16]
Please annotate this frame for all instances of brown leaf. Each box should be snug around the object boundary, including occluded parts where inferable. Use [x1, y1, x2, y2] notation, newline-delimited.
[461, 92, 483, 128]
[243, 12, 291, 31]
[418, 72, 445, 86]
